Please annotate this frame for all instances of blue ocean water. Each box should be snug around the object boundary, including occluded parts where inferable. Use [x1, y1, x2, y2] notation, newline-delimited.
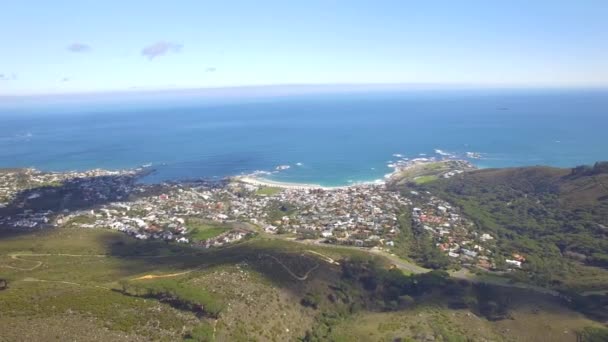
[1, 89, 607, 186]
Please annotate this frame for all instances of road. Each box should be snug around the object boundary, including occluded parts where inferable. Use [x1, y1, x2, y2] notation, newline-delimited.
[261, 233, 566, 297]
[1, 232, 567, 297]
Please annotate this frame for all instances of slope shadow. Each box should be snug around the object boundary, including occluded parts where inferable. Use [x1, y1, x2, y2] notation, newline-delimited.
[102, 233, 341, 291]
[100, 231, 608, 324]
[0, 171, 147, 236]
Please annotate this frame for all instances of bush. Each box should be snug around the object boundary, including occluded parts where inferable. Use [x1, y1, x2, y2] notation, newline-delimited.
[185, 322, 214, 341]
[301, 292, 320, 309]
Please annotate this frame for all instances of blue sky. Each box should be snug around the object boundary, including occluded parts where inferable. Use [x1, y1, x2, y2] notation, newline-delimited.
[1, 0, 607, 95]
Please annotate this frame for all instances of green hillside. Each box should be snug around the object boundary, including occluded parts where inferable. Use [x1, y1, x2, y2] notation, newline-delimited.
[414, 162, 608, 291]
[2, 226, 605, 341]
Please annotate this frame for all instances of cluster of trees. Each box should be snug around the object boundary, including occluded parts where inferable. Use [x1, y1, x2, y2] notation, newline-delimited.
[414, 236, 451, 269]
[560, 290, 608, 322]
[392, 210, 450, 270]
[343, 259, 450, 310]
[339, 258, 512, 320]
[301, 311, 345, 342]
[570, 161, 608, 177]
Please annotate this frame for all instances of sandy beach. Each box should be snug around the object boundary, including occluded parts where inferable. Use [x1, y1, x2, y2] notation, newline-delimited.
[235, 176, 350, 190]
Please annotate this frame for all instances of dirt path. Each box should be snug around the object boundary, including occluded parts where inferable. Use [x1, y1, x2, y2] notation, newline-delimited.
[21, 277, 111, 290]
[131, 270, 195, 281]
[306, 250, 340, 265]
[1, 254, 44, 271]
[0, 251, 203, 273]
[0, 253, 109, 272]
[281, 236, 428, 273]
[263, 254, 319, 281]
[268, 235, 569, 298]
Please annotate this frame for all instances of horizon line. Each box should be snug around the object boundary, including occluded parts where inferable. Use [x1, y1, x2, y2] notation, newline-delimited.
[2, 82, 608, 99]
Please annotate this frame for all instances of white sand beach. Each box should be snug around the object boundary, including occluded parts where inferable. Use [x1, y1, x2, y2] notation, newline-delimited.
[236, 176, 349, 190]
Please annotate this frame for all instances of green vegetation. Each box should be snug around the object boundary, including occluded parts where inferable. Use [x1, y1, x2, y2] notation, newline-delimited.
[186, 218, 230, 241]
[389, 160, 473, 186]
[413, 175, 438, 184]
[65, 214, 96, 227]
[0, 226, 372, 340]
[255, 186, 282, 196]
[120, 278, 223, 317]
[1, 224, 605, 341]
[413, 162, 608, 291]
[265, 200, 298, 227]
[185, 321, 215, 341]
[578, 326, 608, 342]
[392, 209, 450, 269]
[35, 180, 63, 188]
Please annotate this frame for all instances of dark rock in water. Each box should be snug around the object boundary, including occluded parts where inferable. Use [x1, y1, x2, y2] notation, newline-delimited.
[0, 279, 7, 290]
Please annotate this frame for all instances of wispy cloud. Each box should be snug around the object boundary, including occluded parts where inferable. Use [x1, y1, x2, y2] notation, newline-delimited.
[205, 67, 217, 72]
[67, 42, 91, 53]
[0, 73, 17, 81]
[141, 41, 182, 60]
[61, 77, 70, 82]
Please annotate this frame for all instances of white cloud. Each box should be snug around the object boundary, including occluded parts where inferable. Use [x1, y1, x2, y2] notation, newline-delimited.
[67, 42, 91, 53]
[141, 41, 182, 60]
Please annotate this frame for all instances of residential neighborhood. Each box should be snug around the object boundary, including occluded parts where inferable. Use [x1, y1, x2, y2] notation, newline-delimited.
[0, 166, 522, 270]
[409, 190, 525, 271]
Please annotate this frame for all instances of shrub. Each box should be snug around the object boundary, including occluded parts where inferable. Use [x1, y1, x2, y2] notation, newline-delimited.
[185, 322, 214, 341]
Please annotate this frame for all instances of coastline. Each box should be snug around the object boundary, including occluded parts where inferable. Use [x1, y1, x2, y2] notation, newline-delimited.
[234, 158, 477, 190]
[235, 176, 351, 190]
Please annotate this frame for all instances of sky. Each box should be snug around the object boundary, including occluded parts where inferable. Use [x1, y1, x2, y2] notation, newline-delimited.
[1, 0, 607, 95]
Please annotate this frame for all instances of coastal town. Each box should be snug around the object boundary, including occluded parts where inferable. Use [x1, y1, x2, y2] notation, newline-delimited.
[0, 162, 524, 272]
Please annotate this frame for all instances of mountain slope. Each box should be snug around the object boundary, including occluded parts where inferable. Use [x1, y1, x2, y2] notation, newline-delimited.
[415, 162, 608, 290]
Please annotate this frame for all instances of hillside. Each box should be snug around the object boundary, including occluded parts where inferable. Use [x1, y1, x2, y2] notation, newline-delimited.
[413, 162, 608, 291]
[2, 227, 606, 341]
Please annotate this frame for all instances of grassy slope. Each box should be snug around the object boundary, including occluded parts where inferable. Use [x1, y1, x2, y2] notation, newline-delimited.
[0, 229, 199, 341]
[1, 227, 605, 341]
[390, 160, 476, 186]
[329, 300, 599, 342]
[186, 219, 231, 241]
[0, 227, 370, 341]
[255, 186, 283, 196]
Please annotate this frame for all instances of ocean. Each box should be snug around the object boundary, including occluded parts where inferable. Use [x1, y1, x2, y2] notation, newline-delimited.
[1, 88, 607, 186]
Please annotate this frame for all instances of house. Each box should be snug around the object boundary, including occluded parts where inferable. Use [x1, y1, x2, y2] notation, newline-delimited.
[512, 253, 526, 262]
[321, 230, 333, 238]
[480, 233, 494, 241]
[505, 259, 522, 268]
[461, 248, 478, 258]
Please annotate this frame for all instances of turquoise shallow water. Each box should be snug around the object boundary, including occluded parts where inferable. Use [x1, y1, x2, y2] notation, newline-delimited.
[1, 88, 607, 186]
